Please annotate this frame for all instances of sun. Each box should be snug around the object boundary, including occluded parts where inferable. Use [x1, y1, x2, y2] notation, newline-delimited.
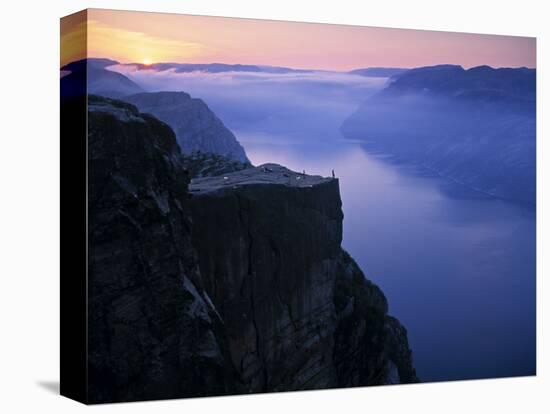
[142, 58, 152, 66]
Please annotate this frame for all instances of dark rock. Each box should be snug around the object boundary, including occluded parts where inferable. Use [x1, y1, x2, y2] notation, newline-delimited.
[87, 98, 417, 402]
[87, 95, 239, 403]
[190, 164, 418, 391]
[181, 151, 251, 179]
[333, 251, 417, 386]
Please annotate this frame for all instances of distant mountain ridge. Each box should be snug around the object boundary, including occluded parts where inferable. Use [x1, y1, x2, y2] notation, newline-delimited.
[120, 62, 411, 77]
[341, 64, 536, 206]
[122, 62, 314, 74]
[348, 67, 409, 78]
[379, 64, 535, 106]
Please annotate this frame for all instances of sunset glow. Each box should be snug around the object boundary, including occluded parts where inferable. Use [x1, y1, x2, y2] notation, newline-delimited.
[61, 8, 536, 70]
[60, 11, 87, 66]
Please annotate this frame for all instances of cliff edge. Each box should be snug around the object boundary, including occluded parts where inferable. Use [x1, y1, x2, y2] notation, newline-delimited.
[124, 91, 250, 164]
[87, 96, 417, 402]
[87, 95, 239, 403]
[190, 164, 417, 390]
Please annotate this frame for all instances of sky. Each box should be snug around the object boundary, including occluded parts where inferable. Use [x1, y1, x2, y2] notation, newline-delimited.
[61, 8, 536, 70]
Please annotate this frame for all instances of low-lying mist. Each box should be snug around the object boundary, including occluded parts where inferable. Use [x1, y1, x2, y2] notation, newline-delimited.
[109, 64, 387, 143]
[108, 63, 535, 206]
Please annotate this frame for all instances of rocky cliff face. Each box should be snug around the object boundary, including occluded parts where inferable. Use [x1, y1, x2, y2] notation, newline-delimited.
[87, 97, 416, 403]
[87, 95, 239, 403]
[341, 65, 536, 206]
[124, 91, 250, 164]
[189, 164, 417, 391]
[181, 151, 250, 179]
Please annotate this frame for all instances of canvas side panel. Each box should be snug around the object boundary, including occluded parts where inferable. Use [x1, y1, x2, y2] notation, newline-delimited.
[60, 9, 88, 404]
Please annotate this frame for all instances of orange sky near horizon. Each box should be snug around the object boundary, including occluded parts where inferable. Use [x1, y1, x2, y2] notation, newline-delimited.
[61, 8, 536, 70]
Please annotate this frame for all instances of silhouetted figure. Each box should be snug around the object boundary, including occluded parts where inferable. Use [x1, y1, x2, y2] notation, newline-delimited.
[332, 169, 335, 178]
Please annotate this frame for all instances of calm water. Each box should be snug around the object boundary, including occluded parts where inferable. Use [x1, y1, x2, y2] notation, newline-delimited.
[244, 139, 536, 382]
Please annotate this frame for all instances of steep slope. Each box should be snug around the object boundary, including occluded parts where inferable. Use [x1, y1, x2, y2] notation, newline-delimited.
[378, 64, 535, 103]
[124, 91, 250, 163]
[189, 164, 417, 390]
[181, 152, 250, 178]
[61, 58, 143, 99]
[87, 95, 238, 403]
[87, 96, 416, 402]
[341, 65, 536, 206]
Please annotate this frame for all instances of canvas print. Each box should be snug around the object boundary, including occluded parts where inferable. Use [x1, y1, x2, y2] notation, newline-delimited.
[60, 9, 536, 404]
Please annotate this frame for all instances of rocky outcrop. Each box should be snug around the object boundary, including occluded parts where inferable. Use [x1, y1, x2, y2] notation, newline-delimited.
[87, 95, 239, 403]
[87, 97, 416, 403]
[333, 250, 417, 385]
[189, 164, 418, 391]
[181, 151, 250, 179]
[124, 92, 250, 164]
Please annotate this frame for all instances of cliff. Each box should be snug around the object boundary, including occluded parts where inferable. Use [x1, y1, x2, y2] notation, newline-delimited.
[87, 96, 416, 403]
[123, 91, 250, 164]
[87, 95, 239, 403]
[61, 59, 250, 164]
[190, 164, 417, 390]
[341, 65, 536, 206]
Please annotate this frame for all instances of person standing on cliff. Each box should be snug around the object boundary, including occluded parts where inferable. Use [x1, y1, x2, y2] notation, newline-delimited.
[332, 169, 335, 179]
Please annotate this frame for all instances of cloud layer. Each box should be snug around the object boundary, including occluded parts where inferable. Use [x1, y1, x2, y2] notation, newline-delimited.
[109, 64, 387, 139]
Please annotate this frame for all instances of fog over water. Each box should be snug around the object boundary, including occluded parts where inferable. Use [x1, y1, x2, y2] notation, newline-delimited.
[116, 66, 536, 381]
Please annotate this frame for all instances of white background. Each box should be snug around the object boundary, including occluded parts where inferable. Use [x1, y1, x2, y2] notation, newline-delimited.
[0, 0, 547, 412]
